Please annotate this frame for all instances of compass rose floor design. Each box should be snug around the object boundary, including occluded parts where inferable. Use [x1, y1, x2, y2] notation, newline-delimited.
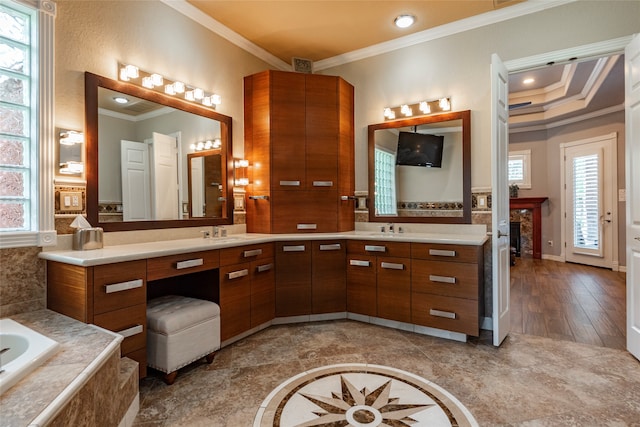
[254, 363, 478, 427]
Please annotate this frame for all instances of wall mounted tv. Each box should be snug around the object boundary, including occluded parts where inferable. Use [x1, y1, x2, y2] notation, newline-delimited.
[396, 132, 444, 168]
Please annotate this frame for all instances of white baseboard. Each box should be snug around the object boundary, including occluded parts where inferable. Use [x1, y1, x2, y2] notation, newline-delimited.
[541, 254, 564, 262]
[481, 317, 493, 331]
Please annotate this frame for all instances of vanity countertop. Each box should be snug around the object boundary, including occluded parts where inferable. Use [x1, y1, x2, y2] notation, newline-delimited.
[38, 231, 489, 267]
[0, 310, 122, 426]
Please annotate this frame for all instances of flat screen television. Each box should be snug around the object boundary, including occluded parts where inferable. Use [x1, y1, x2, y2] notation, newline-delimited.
[396, 132, 444, 167]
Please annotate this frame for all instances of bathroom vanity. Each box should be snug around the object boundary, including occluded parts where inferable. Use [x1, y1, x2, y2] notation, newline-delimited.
[41, 230, 487, 378]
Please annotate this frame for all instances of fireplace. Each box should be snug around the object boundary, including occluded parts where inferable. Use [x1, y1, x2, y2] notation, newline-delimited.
[510, 221, 521, 257]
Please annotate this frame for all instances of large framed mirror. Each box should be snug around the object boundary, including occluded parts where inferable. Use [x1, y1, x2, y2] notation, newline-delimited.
[368, 110, 471, 224]
[85, 72, 233, 231]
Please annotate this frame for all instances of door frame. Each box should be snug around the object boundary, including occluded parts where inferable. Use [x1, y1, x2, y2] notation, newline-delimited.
[492, 35, 633, 345]
[560, 132, 619, 269]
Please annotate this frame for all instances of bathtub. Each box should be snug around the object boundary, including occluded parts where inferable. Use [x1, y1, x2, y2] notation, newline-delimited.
[0, 318, 60, 395]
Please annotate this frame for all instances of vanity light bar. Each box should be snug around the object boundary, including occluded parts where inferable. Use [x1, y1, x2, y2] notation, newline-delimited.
[117, 63, 221, 110]
[190, 139, 222, 152]
[383, 97, 451, 121]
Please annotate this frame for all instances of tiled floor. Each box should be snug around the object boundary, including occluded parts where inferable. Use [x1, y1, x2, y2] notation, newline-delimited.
[134, 319, 640, 426]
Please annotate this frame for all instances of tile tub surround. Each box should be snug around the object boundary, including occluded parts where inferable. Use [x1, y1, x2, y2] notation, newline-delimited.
[0, 310, 138, 427]
[135, 320, 640, 426]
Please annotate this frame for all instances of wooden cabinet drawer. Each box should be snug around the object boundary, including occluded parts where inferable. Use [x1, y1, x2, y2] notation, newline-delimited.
[347, 240, 411, 258]
[412, 260, 479, 300]
[411, 294, 479, 336]
[93, 260, 146, 315]
[220, 243, 274, 266]
[271, 191, 338, 233]
[411, 243, 481, 264]
[147, 250, 219, 281]
[94, 303, 146, 355]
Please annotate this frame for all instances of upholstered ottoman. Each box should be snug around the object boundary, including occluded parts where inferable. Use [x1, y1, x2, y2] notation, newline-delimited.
[147, 295, 220, 385]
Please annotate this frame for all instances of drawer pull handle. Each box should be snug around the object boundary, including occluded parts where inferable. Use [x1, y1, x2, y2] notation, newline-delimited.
[297, 223, 317, 230]
[381, 262, 404, 270]
[257, 263, 273, 273]
[365, 245, 386, 252]
[228, 269, 249, 280]
[320, 243, 341, 251]
[243, 249, 263, 257]
[283, 245, 306, 252]
[249, 195, 269, 200]
[280, 180, 300, 186]
[176, 258, 204, 269]
[430, 309, 456, 319]
[104, 279, 143, 294]
[313, 181, 333, 187]
[429, 275, 456, 284]
[117, 324, 143, 338]
[349, 260, 370, 267]
[429, 249, 457, 257]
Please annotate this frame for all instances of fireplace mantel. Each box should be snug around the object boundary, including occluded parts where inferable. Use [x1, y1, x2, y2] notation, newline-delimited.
[510, 197, 548, 259]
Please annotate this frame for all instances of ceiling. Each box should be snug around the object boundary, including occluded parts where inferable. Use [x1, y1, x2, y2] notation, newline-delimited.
[164, 1, 626, 132]
[187, 0, 525, 64]
[508, 54, 624, 133]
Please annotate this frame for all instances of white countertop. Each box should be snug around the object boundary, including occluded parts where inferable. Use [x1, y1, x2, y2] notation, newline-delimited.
[38, 231, 489, 266]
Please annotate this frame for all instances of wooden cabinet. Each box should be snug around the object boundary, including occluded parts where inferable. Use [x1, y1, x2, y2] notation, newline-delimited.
[244, 70, 355, 234]
[275, 240, 347, 317]
[47, 260, 148, 377]
[346, 241, 411, 322]
[275, 241, 312, 316]
[219, 243, 275, 341]
[311, 240, 346, 314]
[411, 243, 484, 336]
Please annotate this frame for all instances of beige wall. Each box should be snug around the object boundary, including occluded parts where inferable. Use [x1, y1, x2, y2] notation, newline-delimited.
[321, 1, 640, 191]
[510, 111, 626, 264]
[54, 0, 271, 159]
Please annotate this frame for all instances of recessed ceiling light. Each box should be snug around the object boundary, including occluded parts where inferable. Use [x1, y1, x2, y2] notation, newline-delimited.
[113, 96, 129, 104]
[394, 14, 415, 29]
[523, 78, 535, 85]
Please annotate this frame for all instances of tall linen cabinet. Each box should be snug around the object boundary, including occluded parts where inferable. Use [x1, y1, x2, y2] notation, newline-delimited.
[244, 70, 355, 233]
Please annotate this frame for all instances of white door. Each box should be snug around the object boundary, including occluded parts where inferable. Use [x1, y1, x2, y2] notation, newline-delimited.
[149, 132, 180, 220]
[491, 53, 511, 346]
[190, 156, 205, 217]
[563, 135, 616, 269]
[120, 140, 151, 221]
[626, 33, 640, 361]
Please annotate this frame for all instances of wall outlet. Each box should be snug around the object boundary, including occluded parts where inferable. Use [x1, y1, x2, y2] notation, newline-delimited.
[477, 195, 487, 208]
[547, 240, 553, 247]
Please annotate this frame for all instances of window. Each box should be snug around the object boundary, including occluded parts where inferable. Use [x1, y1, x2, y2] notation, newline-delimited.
[508, 149, 531, 189]
[0, 0, 55, 248]
[374, 148, 397, 216]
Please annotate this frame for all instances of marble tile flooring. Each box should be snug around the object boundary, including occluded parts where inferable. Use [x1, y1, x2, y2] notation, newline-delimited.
[134, 320, 640, 426]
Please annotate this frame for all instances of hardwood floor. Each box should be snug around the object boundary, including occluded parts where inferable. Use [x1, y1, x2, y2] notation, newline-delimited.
[510, 257, 627, 350]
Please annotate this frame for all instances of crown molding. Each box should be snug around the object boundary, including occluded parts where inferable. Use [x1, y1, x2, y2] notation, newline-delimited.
[162, 0, 576, 72]
[159, 0, 291, 71]
[509, 103, 624, 134]
[314, 0, 577, 71]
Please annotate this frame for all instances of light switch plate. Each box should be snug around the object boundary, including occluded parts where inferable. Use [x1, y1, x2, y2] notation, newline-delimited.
[59, 191, 83, 211]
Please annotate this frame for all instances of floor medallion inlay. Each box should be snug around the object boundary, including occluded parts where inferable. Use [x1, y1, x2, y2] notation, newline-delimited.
[254, 363, 478, 427]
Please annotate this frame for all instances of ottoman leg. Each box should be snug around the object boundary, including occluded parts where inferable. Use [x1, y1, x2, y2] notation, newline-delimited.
[163, 371, 178, 385]
[205, 351, 216, 364]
